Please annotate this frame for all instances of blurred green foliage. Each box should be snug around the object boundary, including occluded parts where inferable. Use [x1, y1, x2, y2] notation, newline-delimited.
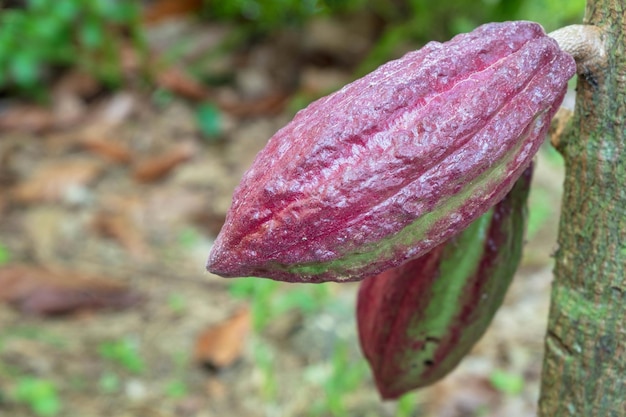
[527, 185, 555, 240]
[0, 243, 10, 265]
[490, 369, 526, 395]
[228, 277, 331, 330]
[205, 0, 584, 78]
[395, 392, 419, 417]
[0, 0, 584, 97]
[98, 337, 145, 374]
[356, 0, 585, 74]
[313, 342, 369, 417]
[97, 371, 121, 394]
[206, 0, 584, 36]
[0, 0, 143, 95]
[13, 377, 61, 417]
[164, 380, 188, 398]
[206, 0, 364, 30]
[195, 102, 223, 140]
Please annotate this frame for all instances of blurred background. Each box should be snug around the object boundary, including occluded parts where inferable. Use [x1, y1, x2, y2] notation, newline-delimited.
[0, 1, 583, 416]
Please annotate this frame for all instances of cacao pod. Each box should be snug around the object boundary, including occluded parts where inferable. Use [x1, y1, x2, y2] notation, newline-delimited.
[207, 21, 575, 283]
[357, 166, 532, 399]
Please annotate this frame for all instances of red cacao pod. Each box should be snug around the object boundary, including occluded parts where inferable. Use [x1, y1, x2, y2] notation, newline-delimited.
[207, 21, 575, 283]
[357, 166, 532, 399]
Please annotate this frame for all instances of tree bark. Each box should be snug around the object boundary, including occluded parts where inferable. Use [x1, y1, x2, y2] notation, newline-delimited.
[538, 1, 626, 416]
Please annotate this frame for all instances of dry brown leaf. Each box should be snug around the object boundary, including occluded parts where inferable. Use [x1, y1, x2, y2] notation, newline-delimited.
[194, 307, 251, 369]
[143, 0, 204, 24]
[92, 211, 151, 260]
[80, 135, 132, 163]
[0, 105, 57, 133]
[71, 94, 136, 162]
[156, 66, 209, 100]
[94, 93, 137, 127]
[144, 187, 207, 227]
[0, 85, 89, 133]
[21, 207, 68, 264]
[11, 159, 103, 203]
[54, 70, 101, 99]
[0, 264, 143, 316]
[132, 142, 196, 183]
[51, 91, 88, 127]
[218, 92, 290, 117]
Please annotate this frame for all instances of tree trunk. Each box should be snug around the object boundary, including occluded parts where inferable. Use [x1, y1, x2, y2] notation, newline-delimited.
[538, 0, 626, 416]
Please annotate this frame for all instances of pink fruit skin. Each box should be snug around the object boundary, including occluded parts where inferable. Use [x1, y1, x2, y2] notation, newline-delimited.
[207, 21, 575, 283]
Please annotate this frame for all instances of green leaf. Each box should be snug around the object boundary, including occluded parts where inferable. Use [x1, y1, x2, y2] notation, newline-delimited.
[165, 380, 188, 398]
[96, 0, 140, 22]
[195, 103, 223, 139]
[2, 10, 26, 29]
[14, 378, 60, 417]
[27, 0, 49, 11]
[527, 187, 554, 240]
[32, 395, 61, 417]
[0, 244, 10, 265]
[396, 393, 418, 417]
[490, 369, 525, 395]
[167, 293, 187, 314]
[98, 371, 120, 394]
[33, 16, 64, 40]
[51, 0, 80, 21]
[80, 20, 105, 48]
[178, 228, 201, 248]
[10, 52, 40, 87]
[98, 338, 145, 374]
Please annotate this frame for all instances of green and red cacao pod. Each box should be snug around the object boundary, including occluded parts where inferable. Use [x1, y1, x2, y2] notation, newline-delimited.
[357, 166, 532, 399]
[207, 21, 575, 283]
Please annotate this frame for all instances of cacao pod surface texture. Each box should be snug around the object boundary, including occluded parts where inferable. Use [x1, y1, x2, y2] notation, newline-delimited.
[357, 166, 532, 399]
[207, 21, 575, 283]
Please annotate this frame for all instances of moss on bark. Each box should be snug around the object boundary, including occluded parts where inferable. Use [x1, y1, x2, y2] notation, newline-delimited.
[538, 0, 626, 415]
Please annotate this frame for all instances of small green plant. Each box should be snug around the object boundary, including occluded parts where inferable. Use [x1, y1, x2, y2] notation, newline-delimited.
[13, 377, 61, 417]
[164, 380, 188, 399]
[357, 0, 584, 76]
[228, 278, 331, 330]
[195, 103, 223, 140]
[162, 350, 190, 399]
[177, 227, 202, 249]
[395, 392, 419, 417]
[305, 340, 369, 417]
[229, 279, 366, 414]
[0, 0, 143, 95]
[324, 342, 368, 417]
[489, 369, 525, 395]
[228, 278, 278, 330]
[97, 371, 121, 394]
[98, 337, 145, 374]
[0, 325, 66, 352]
[247, 339, 278, 401]
[166, 293, 188, 314]
[0, 243, 10, 265]
[528, 186, 556, 240]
